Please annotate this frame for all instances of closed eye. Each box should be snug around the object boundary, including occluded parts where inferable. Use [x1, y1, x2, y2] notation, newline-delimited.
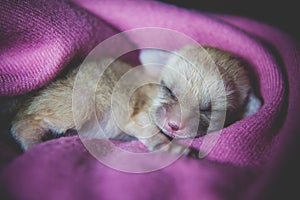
[160, 80, 177, 100]
[200, 107, 211, 112]
[164, 86, 177, 99]
[200, 102, 212, 113]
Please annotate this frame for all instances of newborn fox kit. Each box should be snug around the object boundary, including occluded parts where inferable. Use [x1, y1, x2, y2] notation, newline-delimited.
[11, 45, 261, 156]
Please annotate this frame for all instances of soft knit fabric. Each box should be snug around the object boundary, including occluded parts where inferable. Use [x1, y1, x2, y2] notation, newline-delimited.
[0, 0, 299, 199]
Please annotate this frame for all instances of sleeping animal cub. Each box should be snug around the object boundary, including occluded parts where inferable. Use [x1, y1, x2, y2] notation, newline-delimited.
[10, 45, 261, 158]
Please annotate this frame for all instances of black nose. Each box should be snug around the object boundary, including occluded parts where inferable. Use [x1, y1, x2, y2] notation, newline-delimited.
[168, 122, 179, 131]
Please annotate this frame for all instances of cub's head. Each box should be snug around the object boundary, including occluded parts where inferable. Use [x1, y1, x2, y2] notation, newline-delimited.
[139, 45, 250, 138]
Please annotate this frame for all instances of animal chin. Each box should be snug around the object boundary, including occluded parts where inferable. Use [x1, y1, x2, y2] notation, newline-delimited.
[161, 128, 177, 138]
[161, 128, 192, 139]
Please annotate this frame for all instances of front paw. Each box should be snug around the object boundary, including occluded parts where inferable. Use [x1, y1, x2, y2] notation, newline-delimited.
[151, 141, 200, 159]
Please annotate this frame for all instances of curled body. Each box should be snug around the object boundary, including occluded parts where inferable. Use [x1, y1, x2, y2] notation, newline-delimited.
[9, 45, 261, 157]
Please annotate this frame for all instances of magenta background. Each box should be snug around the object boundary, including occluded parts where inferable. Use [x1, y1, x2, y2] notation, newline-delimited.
[1, 0, 299, 199]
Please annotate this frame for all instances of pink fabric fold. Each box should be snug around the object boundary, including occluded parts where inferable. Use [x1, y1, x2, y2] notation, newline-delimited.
[1, 0, 299, 199]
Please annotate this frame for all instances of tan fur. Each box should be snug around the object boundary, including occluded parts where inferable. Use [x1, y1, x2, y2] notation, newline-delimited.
[11, 45, 257, 158]
[11, 58, 133, 150]
[150, 45, 251, 138]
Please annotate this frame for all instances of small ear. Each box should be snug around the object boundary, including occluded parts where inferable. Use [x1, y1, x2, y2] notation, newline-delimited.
[139, 49, 172, 66]
[244, 92, 262, 117]
[139, 49, 172, 78]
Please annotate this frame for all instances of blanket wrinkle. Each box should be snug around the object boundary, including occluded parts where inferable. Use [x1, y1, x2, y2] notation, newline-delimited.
[1, 0, 299, 199]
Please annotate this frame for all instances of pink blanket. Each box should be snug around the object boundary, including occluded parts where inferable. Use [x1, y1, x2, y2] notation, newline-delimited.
[1, 0, 299, 199]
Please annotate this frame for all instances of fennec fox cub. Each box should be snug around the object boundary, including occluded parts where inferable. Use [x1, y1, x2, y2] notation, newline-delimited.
[10, 45, 261, 158]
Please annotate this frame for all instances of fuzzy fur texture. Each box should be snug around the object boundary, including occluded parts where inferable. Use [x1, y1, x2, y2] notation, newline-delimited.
[1, 0, 298, 199]
[10, 46, 260, 155]
[148, 46, 255, 138]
